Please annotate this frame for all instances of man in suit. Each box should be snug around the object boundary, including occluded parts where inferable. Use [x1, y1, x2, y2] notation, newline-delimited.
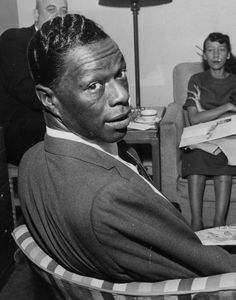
[0, 0, 68, 165]
[19, 14, 236, 283]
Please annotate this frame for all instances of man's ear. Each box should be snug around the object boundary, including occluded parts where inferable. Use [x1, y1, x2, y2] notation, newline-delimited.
[33, 9, 39, 24]
[36, 85, 61, 117]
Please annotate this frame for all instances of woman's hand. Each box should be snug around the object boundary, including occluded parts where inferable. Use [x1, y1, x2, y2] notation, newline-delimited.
[188, 85, 205, 112]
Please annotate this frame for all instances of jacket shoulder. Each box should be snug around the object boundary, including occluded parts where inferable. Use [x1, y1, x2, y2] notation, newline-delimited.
[0, 25, 35, 42]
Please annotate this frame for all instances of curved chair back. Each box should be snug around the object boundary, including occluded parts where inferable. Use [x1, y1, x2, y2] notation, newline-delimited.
[12, 224, 236, 300]
[173, 62, 204, 127]
[173, 62, 204, 106]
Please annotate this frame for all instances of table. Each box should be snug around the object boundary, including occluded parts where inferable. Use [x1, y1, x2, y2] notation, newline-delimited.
[124, 106, 165, 190]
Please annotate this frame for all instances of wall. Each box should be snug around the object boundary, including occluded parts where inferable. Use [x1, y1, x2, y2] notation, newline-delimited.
[17, 0, 236, 107]
[0, 0, 18, 34]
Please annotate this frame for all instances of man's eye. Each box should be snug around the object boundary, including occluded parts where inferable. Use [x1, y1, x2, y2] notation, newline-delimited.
[117, 69, 127, 79]
[61, 8, 68, 16]
[87, 82, 102, 91]
[47, 7, 56, 13]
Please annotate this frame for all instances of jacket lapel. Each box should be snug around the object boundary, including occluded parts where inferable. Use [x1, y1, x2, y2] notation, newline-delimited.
[44, 135, 135, 181]
[44, 135, 183, 218]
[45, 135, 153, 183]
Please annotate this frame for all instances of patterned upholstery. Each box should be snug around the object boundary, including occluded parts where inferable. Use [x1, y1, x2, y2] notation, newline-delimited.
[12, 224, 236, 300]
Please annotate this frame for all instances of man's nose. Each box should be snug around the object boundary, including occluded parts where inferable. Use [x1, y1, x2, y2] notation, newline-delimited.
[54, 9, 64, 18]
[109, 81, 129, 106]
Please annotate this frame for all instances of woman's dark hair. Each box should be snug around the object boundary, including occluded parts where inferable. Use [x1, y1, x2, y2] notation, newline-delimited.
[28, 14, 108, 89]
[203, 32, 231, 52]
[202, 32, 236, 73]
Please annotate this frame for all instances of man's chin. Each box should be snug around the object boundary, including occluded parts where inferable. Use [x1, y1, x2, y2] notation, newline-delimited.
[107, 127, 128, 143]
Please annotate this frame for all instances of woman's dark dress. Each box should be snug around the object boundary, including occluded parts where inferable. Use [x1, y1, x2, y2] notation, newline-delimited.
[182, 70, 236, 177]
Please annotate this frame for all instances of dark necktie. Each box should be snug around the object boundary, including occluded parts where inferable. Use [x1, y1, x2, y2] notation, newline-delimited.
[117, 141, 182, 212]
[117, 140, 153, 183]
[126, 150, 153, 183]
[118, 141, 181, 212]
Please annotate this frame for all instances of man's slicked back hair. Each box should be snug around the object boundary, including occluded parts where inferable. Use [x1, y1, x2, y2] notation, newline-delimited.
[28, 14, 108, 89]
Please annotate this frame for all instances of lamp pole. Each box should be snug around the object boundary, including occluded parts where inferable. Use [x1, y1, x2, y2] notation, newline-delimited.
[130, 0, 141, 108]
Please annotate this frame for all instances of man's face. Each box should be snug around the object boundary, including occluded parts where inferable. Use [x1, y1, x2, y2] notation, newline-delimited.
[35, 0, 68, 29]
[55, 37, 131, 143]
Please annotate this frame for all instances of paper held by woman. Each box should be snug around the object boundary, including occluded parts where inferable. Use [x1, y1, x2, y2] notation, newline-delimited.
[195, 225, 236, 246]
[179, 114, 236, 148]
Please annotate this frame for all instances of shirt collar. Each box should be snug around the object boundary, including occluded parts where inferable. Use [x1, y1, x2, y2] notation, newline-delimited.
[46, 127, 118, 156]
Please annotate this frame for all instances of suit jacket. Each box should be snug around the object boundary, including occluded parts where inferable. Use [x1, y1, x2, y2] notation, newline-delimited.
[0, 25, 43, 125]
[0, 25, 45, 164]
[19, 135, 236, 282]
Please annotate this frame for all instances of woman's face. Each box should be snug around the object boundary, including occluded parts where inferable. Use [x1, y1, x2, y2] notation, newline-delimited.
[203, 40, 230, 71]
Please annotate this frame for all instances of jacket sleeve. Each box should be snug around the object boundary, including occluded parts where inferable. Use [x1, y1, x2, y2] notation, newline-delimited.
[92, 178, 236, 282]
[0, 28, 42, 110]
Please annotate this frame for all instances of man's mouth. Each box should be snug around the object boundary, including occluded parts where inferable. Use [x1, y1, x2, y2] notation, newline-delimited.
[106, 109, 131, 130]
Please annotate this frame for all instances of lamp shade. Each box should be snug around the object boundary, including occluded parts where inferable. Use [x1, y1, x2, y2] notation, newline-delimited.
[99, 0, 172, 7]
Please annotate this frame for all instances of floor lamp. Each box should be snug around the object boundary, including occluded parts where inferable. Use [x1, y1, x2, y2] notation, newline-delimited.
[99, 0, 172, 109]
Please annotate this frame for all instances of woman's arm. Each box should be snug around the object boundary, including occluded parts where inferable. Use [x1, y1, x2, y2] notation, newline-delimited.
[187, 84, 236, 125]
[187, 102, 236, 125]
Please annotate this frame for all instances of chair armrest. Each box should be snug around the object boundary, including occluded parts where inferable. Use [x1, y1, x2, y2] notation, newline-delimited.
[160, 103, 184, 198]
[12, 224, 236, 299]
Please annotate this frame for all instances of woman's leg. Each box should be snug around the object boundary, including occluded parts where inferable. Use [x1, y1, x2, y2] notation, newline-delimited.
[214, 175, 232, 227]
[188, 174, 206, 231]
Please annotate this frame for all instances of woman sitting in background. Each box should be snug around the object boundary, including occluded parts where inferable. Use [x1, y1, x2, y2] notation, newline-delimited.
[182, 32, 236, 231]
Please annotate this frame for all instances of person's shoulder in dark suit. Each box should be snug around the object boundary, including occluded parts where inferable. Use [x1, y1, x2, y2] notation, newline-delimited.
[0, 25, 36, 46]
[0, 24, 40, 109]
